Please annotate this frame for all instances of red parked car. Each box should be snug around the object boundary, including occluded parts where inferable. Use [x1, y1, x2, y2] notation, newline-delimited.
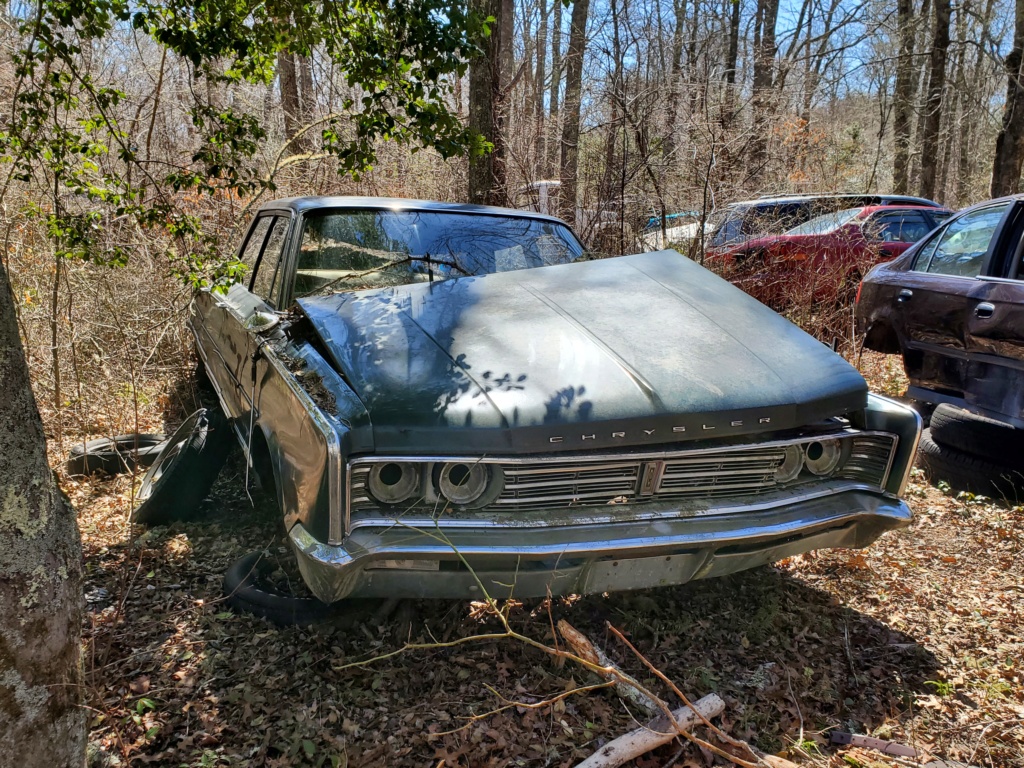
[704, 205, 952, 309]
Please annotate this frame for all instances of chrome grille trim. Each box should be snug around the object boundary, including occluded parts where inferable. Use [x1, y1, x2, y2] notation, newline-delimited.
[345, 431, 898, 532]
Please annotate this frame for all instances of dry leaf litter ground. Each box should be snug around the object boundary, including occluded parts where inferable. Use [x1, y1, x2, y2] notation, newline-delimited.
[59, 354, 1024, 768]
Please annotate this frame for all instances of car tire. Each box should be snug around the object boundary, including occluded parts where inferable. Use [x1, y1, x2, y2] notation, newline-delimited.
[66, 434, 167, 476]
[223, 551, 336, 625]
[929, 404, 1024, 467]
[131, 409, 233, 525]
[908, 399, 936, 428]
[916, 428, 1024, 498]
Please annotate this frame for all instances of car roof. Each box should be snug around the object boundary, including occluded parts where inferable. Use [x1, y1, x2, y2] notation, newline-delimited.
[258, 196, 570, 227]
[728, 193, 942, 209]
[853, 204, 953, 217]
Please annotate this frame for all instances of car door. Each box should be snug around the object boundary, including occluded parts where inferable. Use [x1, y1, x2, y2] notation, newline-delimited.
[192, 211, 293, 423]
[961, 201, 1024, 425]
[893, 201, 1013, 401]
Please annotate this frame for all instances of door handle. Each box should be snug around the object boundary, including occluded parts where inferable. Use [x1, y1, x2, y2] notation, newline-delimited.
[879, 249, 894, 258]
[896, 289, 913, 303]
[975, 302, 995, 319]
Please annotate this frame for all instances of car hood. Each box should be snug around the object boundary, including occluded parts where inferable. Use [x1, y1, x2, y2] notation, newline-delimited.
[297, 250, 866, 454]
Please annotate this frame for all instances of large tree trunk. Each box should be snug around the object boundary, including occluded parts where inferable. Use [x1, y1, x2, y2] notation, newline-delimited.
[558, 0, 591, 226]
[468, 0, 513, 206]
[0, 259, 85, 765]
[534, 0, 549, 176]
[918, 0, 950, 200]
[991, 0, 1024, 197]
[278, 50, 302, 146]
[748, 0, 780, 184]
[547, 0, 562, 176]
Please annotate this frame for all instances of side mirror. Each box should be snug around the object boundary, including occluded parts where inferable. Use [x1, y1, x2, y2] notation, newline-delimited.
[244, 310, 281, 334]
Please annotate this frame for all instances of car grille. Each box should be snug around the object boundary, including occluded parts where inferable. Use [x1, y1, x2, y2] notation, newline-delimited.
[348, 433, 896, 517]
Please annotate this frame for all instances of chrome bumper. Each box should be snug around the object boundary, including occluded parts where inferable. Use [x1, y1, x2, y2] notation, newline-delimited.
[289, 490, 912, 603]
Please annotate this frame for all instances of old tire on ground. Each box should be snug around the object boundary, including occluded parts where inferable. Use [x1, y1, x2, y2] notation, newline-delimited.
[66, 434, 166, 476]
[908, 399, 936, 428]
[916, 428, 1024, 498]
[223, 551, 335, 625]
[131, 409, 232, 525]
[929, 404, 1024, 467]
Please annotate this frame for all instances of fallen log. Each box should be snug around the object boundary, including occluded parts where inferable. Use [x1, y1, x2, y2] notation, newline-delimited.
[557, 619, 662, 716]
[574, 693, 726, 768]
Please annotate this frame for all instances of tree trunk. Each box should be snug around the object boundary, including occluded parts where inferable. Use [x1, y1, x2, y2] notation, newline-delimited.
[298, 54, 315, 145]
[547, 0, 562, 176]
[748, 0, 780, 183]
[664, 0, 688, 153]
[534, 0, 549, 176]
[0, 259, 85, 766]
[278, 50, 302, 146]
[918, 0, 949, 199]
[991, 0, 1024, 197]
[468, 0, 513, 206]
[559, 0, 591, 225]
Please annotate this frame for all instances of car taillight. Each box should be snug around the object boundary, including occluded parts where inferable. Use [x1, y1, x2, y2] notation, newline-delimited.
[855, 281, 863, 304]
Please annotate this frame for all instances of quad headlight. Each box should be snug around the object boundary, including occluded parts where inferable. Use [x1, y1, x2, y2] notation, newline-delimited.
[774, 445, 804, 483]
[804, 439, 843, 476]
[367, 461, 420, 504]
[774, 438, 847, 485]
[435, 462, 505, 509]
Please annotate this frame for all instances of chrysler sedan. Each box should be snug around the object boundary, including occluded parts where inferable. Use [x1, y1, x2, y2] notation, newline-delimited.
[190, 197, 920, 603]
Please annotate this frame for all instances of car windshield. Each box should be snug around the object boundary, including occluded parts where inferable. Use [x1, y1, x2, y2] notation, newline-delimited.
[785, 208, 862, 235]
[294, 209, 586, 296]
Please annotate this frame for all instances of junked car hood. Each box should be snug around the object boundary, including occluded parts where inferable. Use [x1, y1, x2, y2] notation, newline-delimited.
[297, 250, 866, 454]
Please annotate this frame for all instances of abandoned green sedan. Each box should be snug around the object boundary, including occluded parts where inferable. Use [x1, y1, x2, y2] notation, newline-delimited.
[189, 196, 920, 604]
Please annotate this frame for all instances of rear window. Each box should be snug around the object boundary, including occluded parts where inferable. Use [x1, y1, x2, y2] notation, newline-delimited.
[786, 208, 863, 235]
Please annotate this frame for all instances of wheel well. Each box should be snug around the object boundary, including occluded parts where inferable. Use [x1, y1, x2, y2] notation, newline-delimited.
[247, 426, 279, 501]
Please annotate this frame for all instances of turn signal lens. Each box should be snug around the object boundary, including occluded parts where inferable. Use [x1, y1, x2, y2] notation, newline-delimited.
[367, 462, 419, 504]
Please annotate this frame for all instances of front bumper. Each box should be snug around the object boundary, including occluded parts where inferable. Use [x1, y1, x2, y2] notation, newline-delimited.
[289, 489, 912, 603]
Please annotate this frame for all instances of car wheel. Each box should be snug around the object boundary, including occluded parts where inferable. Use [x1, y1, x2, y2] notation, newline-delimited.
[929, 404, 1024, 467]
[65, 434, 167, 476]
[223, 551, 336, 625]
[916, 428, 1024, 498]
[131, 409, 233, 525]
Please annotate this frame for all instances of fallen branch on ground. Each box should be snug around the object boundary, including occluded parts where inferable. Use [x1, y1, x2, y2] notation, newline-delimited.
[557, 619, 663, 716]
[574, 692, 726, 768]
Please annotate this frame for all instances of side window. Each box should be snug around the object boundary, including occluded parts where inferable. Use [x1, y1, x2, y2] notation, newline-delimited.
[251, 216, 290, 305]
[238, 217, 273, 283]
[913, 204, 1010, 277]
[869, 213, 930, 243]
[711, 214, 744, 246]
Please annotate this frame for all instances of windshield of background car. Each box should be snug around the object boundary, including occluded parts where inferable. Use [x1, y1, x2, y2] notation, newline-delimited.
[785, 208, 862, 235]
[293, 209, 586, 295]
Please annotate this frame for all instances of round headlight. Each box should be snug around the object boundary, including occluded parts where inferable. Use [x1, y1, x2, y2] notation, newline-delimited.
[775, 444, 804, 484]
[367, 462, 419, 504]
[436, 462, 504, 508]
[804, 439, 842, 476]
